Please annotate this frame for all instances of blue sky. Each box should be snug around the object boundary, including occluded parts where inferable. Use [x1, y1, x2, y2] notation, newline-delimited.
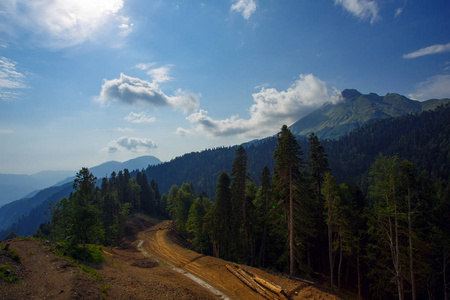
[0, 0, 449, 174]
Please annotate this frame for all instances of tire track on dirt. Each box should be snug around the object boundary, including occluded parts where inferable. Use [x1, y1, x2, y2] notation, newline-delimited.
[137, 239, 231, 300]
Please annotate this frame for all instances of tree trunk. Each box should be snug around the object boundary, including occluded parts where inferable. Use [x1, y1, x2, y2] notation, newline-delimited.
[445, 247, 448, 300]
[408, 190, 416, 300]
[338, 230, 343, 290]
[328, 203, 334, 292]
[357, 253, 362, 299]
[289, 169, 295, 277]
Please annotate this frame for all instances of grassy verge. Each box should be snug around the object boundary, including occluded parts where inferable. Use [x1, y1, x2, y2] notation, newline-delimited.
[45, 242, 105, 282]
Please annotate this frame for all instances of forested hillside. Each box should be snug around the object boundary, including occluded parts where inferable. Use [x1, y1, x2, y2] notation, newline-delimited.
[289, 89, 450, 140]
[325, 104, 450, 186]
[142, 104, 450, 198]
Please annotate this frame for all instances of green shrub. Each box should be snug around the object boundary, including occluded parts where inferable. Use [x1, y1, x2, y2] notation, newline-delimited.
[7, 249, 22, 263]
[0, 264, 19, 283]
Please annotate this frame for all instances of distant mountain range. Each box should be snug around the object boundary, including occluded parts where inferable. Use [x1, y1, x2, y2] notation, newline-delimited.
[0, 156, 161, 235]
[0, 156, 161, 208]
[54, 155, 162, 186]
[289, 89, 450, 140]
[0, 170, 75, 207]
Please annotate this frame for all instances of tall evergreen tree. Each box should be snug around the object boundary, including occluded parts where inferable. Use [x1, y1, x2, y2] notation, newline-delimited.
[230, 145, 250, 260]
[273, 125, 303, 276]
[308, 132, 329, 273]
[212, 171, 232, 259]
[70, 167, 102, 251]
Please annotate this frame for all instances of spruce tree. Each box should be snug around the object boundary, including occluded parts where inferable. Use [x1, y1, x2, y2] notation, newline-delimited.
[273, 125, 303, 276]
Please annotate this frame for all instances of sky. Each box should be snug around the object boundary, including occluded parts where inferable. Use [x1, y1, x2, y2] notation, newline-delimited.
[0, 0, 449, 174]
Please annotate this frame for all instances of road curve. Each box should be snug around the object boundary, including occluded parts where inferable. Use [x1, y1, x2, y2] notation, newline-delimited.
[137, 221, 267, 300]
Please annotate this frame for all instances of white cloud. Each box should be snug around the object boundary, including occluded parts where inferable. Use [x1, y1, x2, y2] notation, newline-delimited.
[408, 75, 450, 101]
[0, 56, 28, 101]
[146, 66, 173, 83]
[231, 0, 256, 20]
[95, 73, 200, 113]
[334, 0, 379, 24]
[394, 7, 403, 18]
[176, 127, 191, 136]
[105, 136, 157, 153]
[0, 0, 130, 48]
[117, 127, 135, 132]
[187, 74, 342, 138]
[134, 63, 173, 83]
[403, 43, 450, 59]
[135, 63, 156, 70]
[124, 112, 156, 123]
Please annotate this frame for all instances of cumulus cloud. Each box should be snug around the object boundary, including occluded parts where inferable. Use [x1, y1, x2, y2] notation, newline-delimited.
[187, 74, 342, 138]
[408, 75, 450, 101]
[231, 0, 256, 20]
[403, 43, 450, 59]
[334, 0, 379, 24]
[0, 56, 28, 101]
[105, 136, 157, 153]
[124, 112, 156, 123]
[95, 73, 200, 113]
[0, 0, 131, 48]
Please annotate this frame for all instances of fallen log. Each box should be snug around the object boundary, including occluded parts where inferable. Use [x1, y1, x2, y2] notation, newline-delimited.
[226, 264, 284, 300]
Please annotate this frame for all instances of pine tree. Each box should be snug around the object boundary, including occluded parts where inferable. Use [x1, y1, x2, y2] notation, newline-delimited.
[230, 145, 250, 260]
[70, 167, 102, 251]
[273, 125, 303, 276]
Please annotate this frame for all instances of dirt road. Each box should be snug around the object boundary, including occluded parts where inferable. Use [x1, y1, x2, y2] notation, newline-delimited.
[138, 220, 340, 300]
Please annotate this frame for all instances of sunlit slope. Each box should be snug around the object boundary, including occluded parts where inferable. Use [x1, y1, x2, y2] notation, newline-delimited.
[289, 89, 450, 140]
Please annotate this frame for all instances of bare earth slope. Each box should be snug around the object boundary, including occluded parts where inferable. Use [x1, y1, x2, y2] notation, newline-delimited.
[1, 218, 339, 299]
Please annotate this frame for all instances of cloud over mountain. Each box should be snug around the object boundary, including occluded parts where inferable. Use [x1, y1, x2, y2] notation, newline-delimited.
[96, 73, 200, 113]
[187, 74, 341, 138]
[106, 136, 157, 153]
[408, 75, 450, 101]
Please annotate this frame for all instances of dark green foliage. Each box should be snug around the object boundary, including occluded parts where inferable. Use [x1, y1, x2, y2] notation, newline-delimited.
[273, 125, 304, 276]
[230, 145, 250, 260]
[43, 168, 163, 259]
[326, 104, 450, 185]
[186, 196, 212, 254]
[0, 264, 19, 283]
[7, 248, 21, 263]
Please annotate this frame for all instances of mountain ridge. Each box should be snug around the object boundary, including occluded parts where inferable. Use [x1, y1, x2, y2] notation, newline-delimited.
[289, 89, 450, 140]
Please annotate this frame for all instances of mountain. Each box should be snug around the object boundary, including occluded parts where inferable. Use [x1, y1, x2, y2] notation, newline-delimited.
[54, 155, 162, 186]
[0, 170, 75, 207]
[289, 89, 450, 140]
[0, 155, 162, 238]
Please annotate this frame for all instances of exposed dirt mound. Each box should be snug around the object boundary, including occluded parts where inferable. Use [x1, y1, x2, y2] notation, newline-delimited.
[0, 239, 102, 299]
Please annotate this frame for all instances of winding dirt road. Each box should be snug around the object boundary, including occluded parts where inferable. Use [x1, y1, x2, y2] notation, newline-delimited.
[137, 220, 340, 300]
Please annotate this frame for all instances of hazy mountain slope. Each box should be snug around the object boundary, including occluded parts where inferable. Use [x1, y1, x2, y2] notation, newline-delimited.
[0, 170, 74, 207]
[0, 182, 73, 232]
[289, 89, 450, 140]
[55, 156, 162, 186]
[0, 156, 161, 238]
